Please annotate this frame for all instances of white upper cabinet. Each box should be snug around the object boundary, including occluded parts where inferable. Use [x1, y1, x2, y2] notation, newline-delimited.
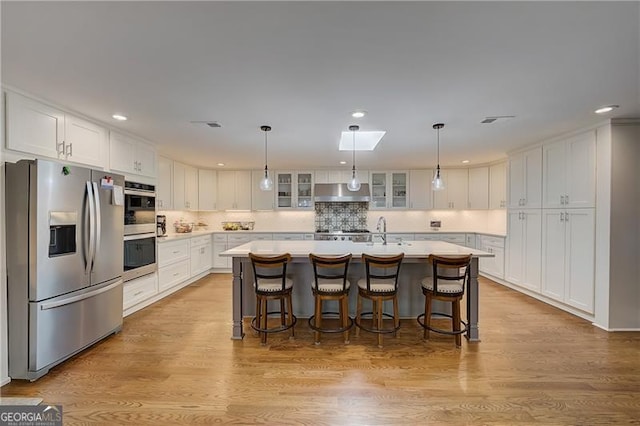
[408, 169, 433, 210]
[110, 131, 157, 178]
[315, 169, 370, 185]
[468, 167, 489, 209]
[6, 91, 106, 168]
[370, 171, 409, 209]
[217, 170, 252, 210]
[433, 169, 468, 209]
[542, 131, 596, 209]
[198, 169, 217, 211]
[157, 156, 173, 210]
[275, 171, 314, 209]
[489, 162, 507, 209]
[508, 147, 542, 209]
[173, 161, 198, 210]
[252, 170, 275, 210]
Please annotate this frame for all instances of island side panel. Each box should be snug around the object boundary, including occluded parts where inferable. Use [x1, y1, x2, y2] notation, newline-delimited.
[467, 257, 480, 342]
[231, 256, 245, 339]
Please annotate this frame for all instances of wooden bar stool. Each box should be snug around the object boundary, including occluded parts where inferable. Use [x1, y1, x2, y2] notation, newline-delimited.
[417, 254, 472, 347]
[355, 253, 404, 348]
[308, 253, 353, 345]
[249, 253, 297, 345]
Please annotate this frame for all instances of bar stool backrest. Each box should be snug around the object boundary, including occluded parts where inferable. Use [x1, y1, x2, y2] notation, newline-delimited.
[361, 253, 404, 293]
[427, 254, 472, 296]
[249, 253, 292, 293]
[309, 253, 352, 292]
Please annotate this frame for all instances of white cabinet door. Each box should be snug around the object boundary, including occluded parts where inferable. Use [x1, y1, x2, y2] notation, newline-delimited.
[5, 91, 64, 159]
[64, 115, 107, 168]
[135, 142, 157, 178]
[184, 165, 199, 211]
[252, 170, 275, 210]
[505, 209, 542, 292]
[542, 210, 568, 301]
[409, 169, 433, 209]
[543, 132, 595, 209]
[275, 171, 313, 209]
[218, 171, 252, 210]
[564, 209, 595, 313]
[157, 156, 173, 210]
[198, 169, 217, 211]
[489, 162, 507, 209]
[173, 161, 187, 210]
[433, 169, 468, 209]
[190, 242, 212, 277]
[235, 171, 252, 210]
[508, 147, 542, 209]
[212, 234, 230, 269]
[315, 169, 354, 184]
[468, 167, 489, 209]
[296, 172, 314, 209]
[109, 131, 137, 174]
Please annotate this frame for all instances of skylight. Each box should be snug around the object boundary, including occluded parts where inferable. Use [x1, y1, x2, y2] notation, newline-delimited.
[338, 131, 386, 151]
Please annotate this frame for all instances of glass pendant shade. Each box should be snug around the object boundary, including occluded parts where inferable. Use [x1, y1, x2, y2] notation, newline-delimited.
[347, 124, 360, 191]
[260, 168, 273, 191]
[259, 125, 273, 191]
[432, 167, 445, 191]
[347, 168, 361, 191]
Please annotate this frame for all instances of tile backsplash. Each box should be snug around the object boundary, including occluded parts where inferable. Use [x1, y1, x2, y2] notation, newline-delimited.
[315, 202, 368, 231]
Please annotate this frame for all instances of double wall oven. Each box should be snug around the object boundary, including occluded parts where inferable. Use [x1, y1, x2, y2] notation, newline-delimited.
[123, 181, 157, 281]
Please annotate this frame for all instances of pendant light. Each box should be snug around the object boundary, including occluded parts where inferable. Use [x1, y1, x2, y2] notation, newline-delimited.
[347, 124, 361, 191]
[259, 125, 273, 191]
[432, 123, 445, 191]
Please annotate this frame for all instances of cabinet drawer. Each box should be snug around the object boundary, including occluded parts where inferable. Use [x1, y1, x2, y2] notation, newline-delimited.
[158, 240, 190, 267]
[252, 233, 273, 241]
[227, 235, 253, 247]
[123, 273, 158, 310]
[414, 234, 441, 241]
[191, 235, 212, 247]
[275, 233, 305, 241]
[478, 235, 505, 248]
[439, 234, 466, 244]
[213, 234, 228, 243]
[158, 260, 190, 292]
[386, 233, 414, 243]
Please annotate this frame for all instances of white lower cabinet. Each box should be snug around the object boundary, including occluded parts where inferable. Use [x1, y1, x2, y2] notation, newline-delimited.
[123, 273, 158, 311]
[541, 208, 595, 313]
[477, 235, 505, 279]
[505, 209, 542, 292]
[414, 233, 465, 245]
[158, 239, 190, 292]
[190, 235, 212, 277]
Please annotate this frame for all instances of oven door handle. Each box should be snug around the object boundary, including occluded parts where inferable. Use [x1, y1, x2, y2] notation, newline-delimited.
[124, 189, 156, 197]
[124, 232, 157, 241]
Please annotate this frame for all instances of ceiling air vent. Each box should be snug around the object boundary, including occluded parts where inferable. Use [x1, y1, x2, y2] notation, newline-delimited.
[481, 115, 515, 124]
[190, 121, 222, 128]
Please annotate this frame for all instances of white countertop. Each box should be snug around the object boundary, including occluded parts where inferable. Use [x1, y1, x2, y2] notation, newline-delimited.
[219, 240, 494, 258]
[158, 229, 506, 243]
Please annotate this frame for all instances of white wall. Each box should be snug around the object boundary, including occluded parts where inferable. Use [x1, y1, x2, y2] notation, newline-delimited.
[594, 124, 612, 329]
[1, 87, 9, 385]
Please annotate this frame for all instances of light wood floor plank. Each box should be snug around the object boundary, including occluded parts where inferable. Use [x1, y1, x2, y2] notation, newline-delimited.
[2, 274, 639, 424]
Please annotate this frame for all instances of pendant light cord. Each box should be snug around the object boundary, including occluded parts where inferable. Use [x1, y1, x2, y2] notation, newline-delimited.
[264, 130, 268, 171]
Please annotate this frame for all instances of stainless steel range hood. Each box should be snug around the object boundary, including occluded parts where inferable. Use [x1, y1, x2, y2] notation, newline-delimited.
[314, 183, 371, 202]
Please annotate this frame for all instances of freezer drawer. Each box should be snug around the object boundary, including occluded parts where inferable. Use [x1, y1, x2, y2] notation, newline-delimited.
[28, 279, 123, 376]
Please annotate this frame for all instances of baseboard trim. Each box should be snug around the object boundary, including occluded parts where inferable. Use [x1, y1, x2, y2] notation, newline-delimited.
[592, 323, 640, 332]
[1, 376, 11, 387]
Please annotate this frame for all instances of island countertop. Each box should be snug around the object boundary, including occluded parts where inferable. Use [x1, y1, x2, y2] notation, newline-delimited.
[220, 239, 494, 258]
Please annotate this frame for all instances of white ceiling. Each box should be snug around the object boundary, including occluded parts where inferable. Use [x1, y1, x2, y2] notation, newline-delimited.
[2, 1, 639, 170]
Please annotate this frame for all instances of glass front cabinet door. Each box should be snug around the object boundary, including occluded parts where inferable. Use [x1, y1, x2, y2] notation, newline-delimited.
[370, 171, 408, 209]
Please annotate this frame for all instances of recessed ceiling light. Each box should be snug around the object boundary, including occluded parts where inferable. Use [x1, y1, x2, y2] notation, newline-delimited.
[595, 105, 619, 114]
[351, 110, 367, 118]
[112, 114, 128, 121]
[338, 130, 386, 151]
[339, 161, 347, 165]
[217, 163, 225, 167]
[462, 160, 470, 164]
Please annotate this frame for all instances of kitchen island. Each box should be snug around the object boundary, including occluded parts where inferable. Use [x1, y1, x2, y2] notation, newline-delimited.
[220, 240, 494, 342]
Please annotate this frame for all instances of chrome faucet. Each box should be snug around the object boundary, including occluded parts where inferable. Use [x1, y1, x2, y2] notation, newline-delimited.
[376, 216, 387, 245]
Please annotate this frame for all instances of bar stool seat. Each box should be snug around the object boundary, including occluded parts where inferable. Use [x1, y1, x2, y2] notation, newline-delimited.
[417, 254, 471, 347]
[308, 253, 353, 345]
[249, 253, 297, 345]
[355, 253, 404, 348]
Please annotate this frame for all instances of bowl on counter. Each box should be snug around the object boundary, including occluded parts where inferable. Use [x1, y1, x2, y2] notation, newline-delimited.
[174, 222, 194, 233]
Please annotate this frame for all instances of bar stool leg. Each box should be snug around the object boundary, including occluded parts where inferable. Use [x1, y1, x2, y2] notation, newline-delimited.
[280, 299, 286, 327]
[424, 294, 433, 341]
[287, 294, 295, 339]
[314, 296, 322, 344]
[255, 296, 261, 337]
[355, 294, 362, 338]
[261, 296, 268, 345]
[377, 297, 383, 348]
[393, 296, 400, 338]
[342, 297, 350, 344]
[453, 299, 461, 347]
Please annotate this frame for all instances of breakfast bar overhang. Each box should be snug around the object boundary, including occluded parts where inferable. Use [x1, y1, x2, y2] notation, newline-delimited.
[220, 240, 494, 342]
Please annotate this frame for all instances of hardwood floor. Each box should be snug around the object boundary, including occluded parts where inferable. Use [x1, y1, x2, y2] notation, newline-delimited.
[2, 274, 639, 424]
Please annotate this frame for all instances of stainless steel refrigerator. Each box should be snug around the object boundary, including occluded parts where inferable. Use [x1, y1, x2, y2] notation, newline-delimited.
[6, 159, 125, 380]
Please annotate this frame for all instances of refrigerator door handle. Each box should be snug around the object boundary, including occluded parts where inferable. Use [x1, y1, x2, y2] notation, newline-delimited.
[92, 182, 102, 266]
[39, 278, 123, 310]
[86, 181, 96, 274]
